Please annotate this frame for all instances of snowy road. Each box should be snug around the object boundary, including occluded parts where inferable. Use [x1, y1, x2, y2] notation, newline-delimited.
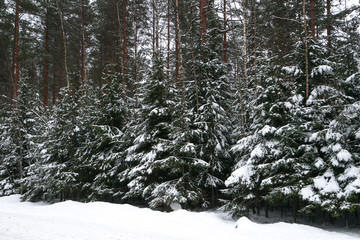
[0, 195, 359, 240]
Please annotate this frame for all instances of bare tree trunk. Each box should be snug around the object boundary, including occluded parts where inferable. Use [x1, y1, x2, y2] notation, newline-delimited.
[243, 0, 248, 88]
[252, 0, 257, 88]
[11, 0, 20, 105]
[56, 0, 70, 88]
[303, 0, 309, 100]
[167, 0, 170, 83]
[326, 0, 332, 51]
[116, 2, 125, 93]
[175, 2, 179, 84]
[230, 0, 245, 135]
[152, 0, 156, 58]
[200, 0, 207, 43]
[80, 0, 87, 95]
[122, 0, 127, 97]
[134, 9, 139, 107]
[175, 0, 186, 107]
[43, 0, 50, 107]
[52, 66, 57, 105]
[223, 0, 227, 62]
[310, 0, 315, 39]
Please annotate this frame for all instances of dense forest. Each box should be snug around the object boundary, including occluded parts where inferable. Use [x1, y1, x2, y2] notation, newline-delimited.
[1, 0, 360, 226]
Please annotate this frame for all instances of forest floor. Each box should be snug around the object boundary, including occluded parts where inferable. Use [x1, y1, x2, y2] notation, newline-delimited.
[0, 195, 359, 240]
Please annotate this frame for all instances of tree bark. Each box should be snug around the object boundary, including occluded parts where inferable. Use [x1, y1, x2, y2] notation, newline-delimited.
[43, 0, 50, 107]
[11, 0, 20, 104]
[252, 0, 257, 88]
[326, 0, 332, 51]
[167, 0, 170, 83]
[223, 0, 227, 62]
[310, 0, 315, 39]
[175, 0, 186, 107]
[200, 0, 207, 43]
[56, 0, 70, 88]
[80, 0, 87, 94]
[230, 0, 245, 135]
[115, 2, 125, 92]
[122, 0, 127, 97]
[134, 8, 139, 107]
[243, 0, 248, 88]
[303, 0, 309, 100]
[175, 1, 179, 84]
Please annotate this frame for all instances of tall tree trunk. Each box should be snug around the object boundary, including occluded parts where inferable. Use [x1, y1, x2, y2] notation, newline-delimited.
[175, 0, 186, 107]
[230, 0, 245, 135]
[56, 0, 70, 88]
[11, 0, 20, 104]
[223, 0, 227, 62]
[115, 2, 125, 92]
[303, 0, 309, 100]
[152, 0, 156, 58]
[134, 8, 139, 107]
[167, 0, 170, 83]
[243, 0, 248, 88]
[326, 0, 332, 51]
[252, 0, 257, 89]
[310, 0, 315, 39]
[52, 66, 57, 105]
[175, 1, 179, 84]
[122, 0, 127, 97]
[200, 0, 207, 43]
[43, 0, 50, 107]
[80, 0, 87, 94]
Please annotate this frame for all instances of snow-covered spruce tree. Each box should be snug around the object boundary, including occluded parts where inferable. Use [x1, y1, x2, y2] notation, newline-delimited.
[123, 53, 192, 210]
[22, 87, 85, 202]
[75, 74, 128, 202]
[0, 77, 45, 196]
[187, 8, 233, 207]
[223, 73, 300, 217]
[292, 37, 357, 219]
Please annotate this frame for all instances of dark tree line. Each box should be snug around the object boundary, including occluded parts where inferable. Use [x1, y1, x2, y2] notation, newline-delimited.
[1, 0, 360, 226]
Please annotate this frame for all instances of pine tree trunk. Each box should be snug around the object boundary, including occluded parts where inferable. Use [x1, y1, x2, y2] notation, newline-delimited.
[200, 0, 207, 43]
[11, 0, 20, 104]
[242, 0, 248, 88]
[175, 0, 186, 107]
[115, 2, 125, 93]
[122, 0, 127, 97]
[229, 1, 245, 135]
[43, 1, 50, 107]
[56, 0, 70, 88]
[52, 66, 57, 105]
[293, 198, 297, 223]
[326, 0, 332, 51]
[303, 0, 309, 100]
[80, 0, 87, 94]
[175, 7, 179, 84]
[265, 202, 269, 218]
[167, 0, 170, 83]
[152, 0, 156, 57]
[310, 0, 315, 39]
[251, 0, 257, 88]
[223, 0, 227, 62]
[134, 11, 139, 107]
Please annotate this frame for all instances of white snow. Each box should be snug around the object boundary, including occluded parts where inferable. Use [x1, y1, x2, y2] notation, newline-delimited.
[225, 165, 254, 186]
[300, 185, 321, 204]
[259, 125, 276, 136]
[250, 144, 266, 158]
[313, 170, 341, 194]
[0, 195, 359, 240]
[337, 149, 352, 162]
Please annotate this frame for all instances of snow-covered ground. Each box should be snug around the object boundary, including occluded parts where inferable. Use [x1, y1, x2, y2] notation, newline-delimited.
[0, 195, 359, 240]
